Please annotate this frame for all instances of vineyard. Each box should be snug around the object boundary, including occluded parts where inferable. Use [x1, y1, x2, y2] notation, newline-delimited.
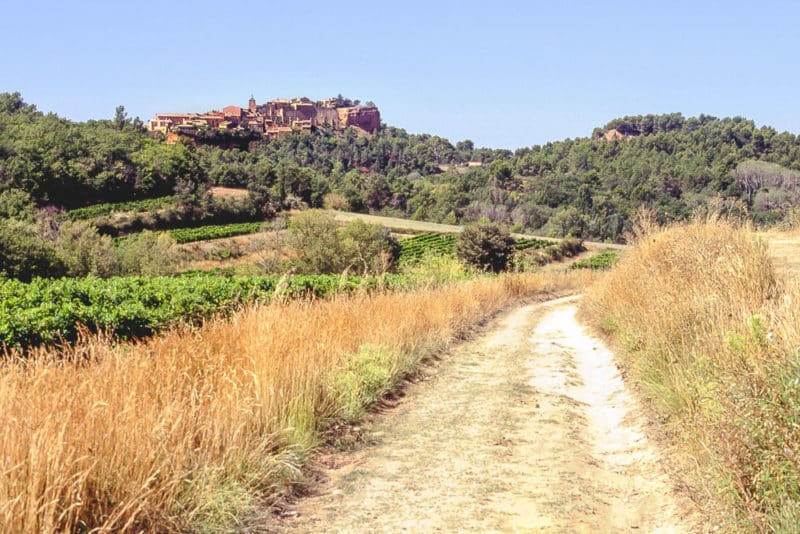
[398, 232, 552, 262]
[514, 237, 552, 250]
[169, 221, 266, 244]
[571, 250, 620, 270]
[67, 196, 175, 221]
[0, 273, 406, 349]
[398, 233, 458, 261]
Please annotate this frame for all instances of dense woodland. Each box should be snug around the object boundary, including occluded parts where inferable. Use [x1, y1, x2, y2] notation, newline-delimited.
[3, 91, 800, 247]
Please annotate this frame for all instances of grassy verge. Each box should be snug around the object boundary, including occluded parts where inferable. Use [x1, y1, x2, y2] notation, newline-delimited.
[0, 271, 591, 532]
[585, 218, 799, 531]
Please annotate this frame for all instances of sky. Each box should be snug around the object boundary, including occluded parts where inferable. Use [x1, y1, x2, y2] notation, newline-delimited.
[1, 0, 799, 149]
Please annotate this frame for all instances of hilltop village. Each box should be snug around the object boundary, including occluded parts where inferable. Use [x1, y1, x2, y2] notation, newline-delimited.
[145, 96, 381, 140]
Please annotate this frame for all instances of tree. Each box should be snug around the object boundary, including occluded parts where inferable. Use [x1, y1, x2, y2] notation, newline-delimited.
[113, 105, 129, 130]
[0, 188, 36, 221]
[0, 92, 34, 114]
[455, 222, 515, 272]
[550, 206, 587, 238]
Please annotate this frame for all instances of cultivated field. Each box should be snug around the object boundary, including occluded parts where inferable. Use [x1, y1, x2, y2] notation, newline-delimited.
[325, 210, 625, 251]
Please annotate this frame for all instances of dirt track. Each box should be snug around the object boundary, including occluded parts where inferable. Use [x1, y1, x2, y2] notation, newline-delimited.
[274, 297, 693, 533]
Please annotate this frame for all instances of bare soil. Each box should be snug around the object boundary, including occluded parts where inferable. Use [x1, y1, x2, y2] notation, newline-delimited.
[210, 186, 250, 198]
[271, 296, 695, 533]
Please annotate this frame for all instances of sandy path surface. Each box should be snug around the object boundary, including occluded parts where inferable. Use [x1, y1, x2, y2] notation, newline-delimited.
[273, 297, 693, 533]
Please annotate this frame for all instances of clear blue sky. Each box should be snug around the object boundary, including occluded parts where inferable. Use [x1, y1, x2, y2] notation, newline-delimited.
[1, 0, 798, 148]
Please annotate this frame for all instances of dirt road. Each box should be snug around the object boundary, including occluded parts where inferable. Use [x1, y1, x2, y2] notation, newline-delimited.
[275, 297, 693, 533]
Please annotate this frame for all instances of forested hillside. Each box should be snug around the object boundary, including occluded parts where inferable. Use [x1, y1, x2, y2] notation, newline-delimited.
[3, 92, 800, 242]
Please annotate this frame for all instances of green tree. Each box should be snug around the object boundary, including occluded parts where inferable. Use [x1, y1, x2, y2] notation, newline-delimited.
[455, 222, 515, 272]
[0, 188, 36, 221]
[113, 105, 129, 130]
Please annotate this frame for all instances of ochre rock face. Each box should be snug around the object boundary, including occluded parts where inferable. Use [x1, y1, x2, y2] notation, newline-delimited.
[338, 106, 380, 133]
[602, 128, 633, 141]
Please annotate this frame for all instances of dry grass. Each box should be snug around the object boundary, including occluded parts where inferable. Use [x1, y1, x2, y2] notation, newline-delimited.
[759, 229, 800, 278]
[209, 186, 249, 198]
[586, 216, 800, 532]
[0, 272, 590, 532]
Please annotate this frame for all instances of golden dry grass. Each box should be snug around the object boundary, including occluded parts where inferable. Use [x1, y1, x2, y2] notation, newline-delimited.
[0, 272, 590, 532]
[586, 217, 800, 531]
[759, 229, 800, 278]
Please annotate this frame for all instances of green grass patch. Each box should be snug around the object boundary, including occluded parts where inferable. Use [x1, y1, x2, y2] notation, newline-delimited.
[331, 344, 402, 422]
[571, 250, 620, 270]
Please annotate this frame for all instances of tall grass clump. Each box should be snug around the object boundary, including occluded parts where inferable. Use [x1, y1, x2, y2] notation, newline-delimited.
[585, 214, 800, 531]
[0, 271, 589, 532]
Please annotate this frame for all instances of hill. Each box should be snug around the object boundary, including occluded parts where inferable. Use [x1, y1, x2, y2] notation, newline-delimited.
[2, 92, 800, 242]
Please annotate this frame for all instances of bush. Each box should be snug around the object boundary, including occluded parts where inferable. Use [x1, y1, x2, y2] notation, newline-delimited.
[56, 221, 117, 277]
[340, 219, 397, 275]
[0, 219, 65, 281]
[455, 222, 515, 272]
[287, 210, 397, 274]
[114, 231, 180, 276]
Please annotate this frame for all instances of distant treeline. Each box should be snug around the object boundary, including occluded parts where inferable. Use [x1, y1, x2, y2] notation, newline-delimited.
[3, 92, 800, 242]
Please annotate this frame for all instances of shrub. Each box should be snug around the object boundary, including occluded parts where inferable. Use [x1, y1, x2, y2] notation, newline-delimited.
[114, 231, 179, 276]
[455, 222, 515, 272]
[286, 210, 344, 273]
[287, 210, 398, 274]
[56, 221, 117, 277]
[340, 219, 397, 275]
[0, 219, 65, 281]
